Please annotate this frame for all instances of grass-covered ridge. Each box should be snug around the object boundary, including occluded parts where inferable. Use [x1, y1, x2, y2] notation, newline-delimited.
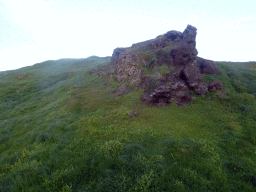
[0, 57, 256, 191]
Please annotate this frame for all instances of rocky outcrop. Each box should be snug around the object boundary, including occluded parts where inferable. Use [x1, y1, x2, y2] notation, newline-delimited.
[90, 24, 226, 107]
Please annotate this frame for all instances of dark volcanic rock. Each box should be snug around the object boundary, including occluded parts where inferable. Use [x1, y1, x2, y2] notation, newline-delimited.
[182, 25, 197, 44]
[110, 48, 128, 68]
[149, 49, 174, 69]
[170, 43, 198, 66]
[197, 57, 220, 75]
[164, 30, 183, 41]
[139, 25, 209, 106]
[90, 24, 226, 107]
[208, 80, 227, 92]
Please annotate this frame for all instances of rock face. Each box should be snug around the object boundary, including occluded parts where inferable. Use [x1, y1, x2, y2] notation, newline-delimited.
[90, 24, 226, 107]
[115, 50, 142, 86]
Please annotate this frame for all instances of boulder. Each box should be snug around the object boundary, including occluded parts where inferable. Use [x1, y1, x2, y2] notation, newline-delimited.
[208, 80, 227, 92]
[197, 57, 220, 75]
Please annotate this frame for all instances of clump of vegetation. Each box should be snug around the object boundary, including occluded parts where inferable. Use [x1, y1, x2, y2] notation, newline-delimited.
[142, 62, 171, 81]
[142, 50, 154, 61]
[162, 45, 176, 53]
[158, 63, 171, 76]
[100, 140, 124, 157]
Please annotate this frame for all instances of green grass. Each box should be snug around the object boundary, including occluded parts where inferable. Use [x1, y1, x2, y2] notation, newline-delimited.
[0, 57, 256, 192]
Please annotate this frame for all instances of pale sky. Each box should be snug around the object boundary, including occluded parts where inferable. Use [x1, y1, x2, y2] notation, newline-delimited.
[0, 0, 256, 72]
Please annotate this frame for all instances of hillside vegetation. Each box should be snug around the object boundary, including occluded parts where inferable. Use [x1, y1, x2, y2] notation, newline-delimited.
[0, 57, 256, 192]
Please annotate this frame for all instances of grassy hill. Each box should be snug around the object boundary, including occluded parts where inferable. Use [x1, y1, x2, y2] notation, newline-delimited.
[0, 57, 256, 192]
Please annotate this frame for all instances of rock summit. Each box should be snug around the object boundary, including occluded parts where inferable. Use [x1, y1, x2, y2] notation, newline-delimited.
[90, 25, 227, 107]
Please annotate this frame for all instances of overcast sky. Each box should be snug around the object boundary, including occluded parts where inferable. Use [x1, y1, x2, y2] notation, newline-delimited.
[1, 0, 256, 72]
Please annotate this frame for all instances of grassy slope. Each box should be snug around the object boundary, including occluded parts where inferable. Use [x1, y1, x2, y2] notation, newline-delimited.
[0, 57, 256, 192]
